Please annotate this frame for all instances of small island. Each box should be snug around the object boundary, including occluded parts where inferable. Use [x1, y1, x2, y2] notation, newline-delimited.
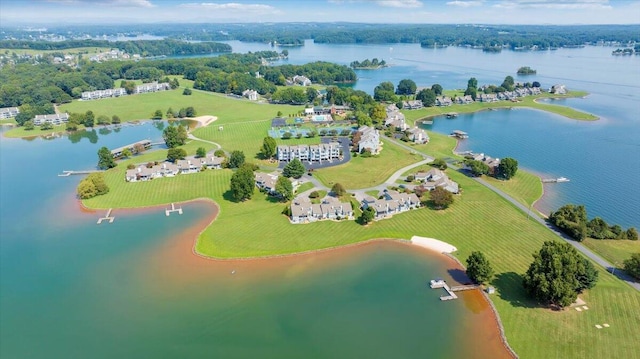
[350, 58, 387, 70]
[517, 66, 537, 75]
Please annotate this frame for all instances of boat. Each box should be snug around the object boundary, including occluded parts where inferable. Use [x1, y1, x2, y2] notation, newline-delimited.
[556, 177, 570, 182]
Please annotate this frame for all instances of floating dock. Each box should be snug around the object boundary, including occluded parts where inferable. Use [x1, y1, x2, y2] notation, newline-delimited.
[59, 170, 104, 177]
[450, 130, 469, 139]
[97, 209, 114, 224]
[430, 279, 480, 301]
[165, 203, 183, 216]
[542, 177, 570, 183]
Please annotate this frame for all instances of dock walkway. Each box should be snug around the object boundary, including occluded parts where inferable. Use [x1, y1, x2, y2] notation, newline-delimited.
[97, 209, 114, 224]
[59, 170, 104, 177]
[430, 280, 480, 301]
[165, 203, 183, 216]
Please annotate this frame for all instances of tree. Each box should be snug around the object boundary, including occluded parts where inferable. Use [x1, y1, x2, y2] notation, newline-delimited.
[369, 103, 387, 123]
[549, 204, 588, 242]
[133, 143, 146, 154]
[261, 136, 277, 159]
[360, 206, 376, 225]
[464, 159, 489, 177]
[331, 183, 346, 197]
[431, 158, 447, 170]
[466, 251, 494, 284]
[196, 147, 207, 158]
[214, 149, 225, 158]
[23, 120, 34, 130]
[228, 150, 246, 168]
[185, 106, 196, 117]
[77, 173, 109, 199]
[396, 79, 417, 95]
[497, 157, 518, 180]
[111, 115, 121, 124]
[183, 88, 192, 95]
[230, 164, 255, 201]
[121, 148, 133, 158]
[84, 110, 95, 127]
[623, 253, 640, 279]
[501, 75, 515, 91]
[431, 84, 443, 95]
[97, 146, 116, 170]
[416, 88, 436, 107]
[354, 111, 372, 127]
[97, 115, 111, 125]
[167, 148, 187, 162]
[77, 179, 97, 199]
[627, 227, 638, 241]
[283, 158, 305, 179]
[275, 176, 294, 201]
[523, 241, 598, 308]
[467, 77, 478, 89]
[429, 186, 454, 209]
[374, 81, 397, 102]
[306, 87, 318, 102]
[163, 124, 187, 148]
[152, 109, 163, 120]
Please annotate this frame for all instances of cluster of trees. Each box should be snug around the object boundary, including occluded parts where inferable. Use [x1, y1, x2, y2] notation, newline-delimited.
[0, 39, 231, 57]
[230, 163, 255, 202]
[523, 241, 598, 308]
[466, 251, 494, 284]
[463, 157, 518, 180]
[349, 58, 386, 69]
[76, 173, 110, 200]
[549, 204, 638, 242]
[373, 79, 419, 103]
[164, 106, 196, 119]
[623, 253, 640, 280]
[162, 124, 188, 148]
[517, 66, 537, 75]
[271, 87, 317, 105]
[97, 146, 117, 170]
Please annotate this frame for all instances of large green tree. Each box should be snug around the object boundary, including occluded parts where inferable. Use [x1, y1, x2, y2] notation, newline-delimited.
[429, 186, 454, 209]
[416, 88, 436, 107]
[464, 159, 489, 177]
[396, 79, 417, 95]
[230, 164, 255, 201]
[228, 150, 246, 168]
[431, 84, 443, 95]
[167, 148, 187, 162]
[466, 251, 494, 284]
[523, 241, 598, 308]
[275, 176, 294, 201]
[163, 124, 187, 148]
[497, 157, 518, 180]
[283, 158, 306, 179]
[360, 206, 376, 225]
[373, 81, 397, 102]
[331, 183, 346, 197]
[97, 146, 116, 170]
[623, 253, 640, 279]
[549, 204, 588, 241]
[261, 136, 277, 159]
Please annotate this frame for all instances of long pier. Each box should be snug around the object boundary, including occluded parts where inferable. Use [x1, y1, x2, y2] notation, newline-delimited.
[165, 203, 183, 216]
[430, 280, 480, 301]
[59, 170, 104, 177]
[97, 209, 114, 224]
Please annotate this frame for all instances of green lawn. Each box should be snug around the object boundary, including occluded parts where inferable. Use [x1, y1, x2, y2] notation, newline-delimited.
[0, 46, 110, 57]
[583, 238, 640, 266]
[483, 171, 543, 209]
[312, 139, 423, 189]
[3, 124, 68, 139]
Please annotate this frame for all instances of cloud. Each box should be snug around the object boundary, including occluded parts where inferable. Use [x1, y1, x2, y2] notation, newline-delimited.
[375, 0, 423, 7]
[493, 0, 613, 10]
[446, 1, 483, 7]
[44, 0, 154, 6]
[179, 2, 281, 13]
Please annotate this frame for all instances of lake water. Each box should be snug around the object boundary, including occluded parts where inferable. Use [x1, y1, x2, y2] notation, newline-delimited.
[220, 40, 640, 227]
[0, 123, 508, 358]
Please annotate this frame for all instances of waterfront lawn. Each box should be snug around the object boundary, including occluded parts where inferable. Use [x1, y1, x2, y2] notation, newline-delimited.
[410, 131, 459, 160]
[0, 46, 110, 56]
[3, 124, 68, 138]
[59, 88, 302, 124]
[583, 238, 640, 266]
[483, 171, 543, 210]
[312, 140, 423, 189]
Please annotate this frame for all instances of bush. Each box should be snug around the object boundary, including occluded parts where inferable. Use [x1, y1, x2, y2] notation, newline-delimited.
[127, 164, 135, 170]
[183, 88, 192, 95]
[309, 191, 320, 199]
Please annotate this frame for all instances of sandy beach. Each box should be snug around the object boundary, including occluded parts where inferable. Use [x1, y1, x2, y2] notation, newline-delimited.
[410, 236, 458, 253]
[187, 115, 218, 128]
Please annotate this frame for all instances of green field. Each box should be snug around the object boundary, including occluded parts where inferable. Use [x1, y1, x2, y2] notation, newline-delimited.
[312, 140, 423, 189]
[583, 238, 640, 266]
[0, 46, 110, 57]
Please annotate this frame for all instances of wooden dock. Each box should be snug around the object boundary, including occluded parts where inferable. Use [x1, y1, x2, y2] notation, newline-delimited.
[430, 280, 480, 301]
[165, 203, 183, 216]
[97, 208, 114, 224]
[542, 177, 570, 183]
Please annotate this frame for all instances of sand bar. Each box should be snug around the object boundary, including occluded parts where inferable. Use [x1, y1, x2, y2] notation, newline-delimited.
[187, 115, 218, 128]
[410, 236, 457, 253]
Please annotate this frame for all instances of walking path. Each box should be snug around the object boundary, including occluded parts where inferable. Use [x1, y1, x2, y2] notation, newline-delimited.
[187, 133, 221, 149]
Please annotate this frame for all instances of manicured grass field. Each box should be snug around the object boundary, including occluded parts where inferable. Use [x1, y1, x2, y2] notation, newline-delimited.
[3, 124, 67, 139]
[0, 46, 110, 57]
[583, 238, 640, 266]
[483, 171, 543, 209]
[312, 140, 423, 189]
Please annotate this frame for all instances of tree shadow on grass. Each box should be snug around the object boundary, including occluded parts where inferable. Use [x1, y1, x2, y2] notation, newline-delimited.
[223, 189, 241, 203]
[447, 268, 473, 285]
[492, 272, 540, 309]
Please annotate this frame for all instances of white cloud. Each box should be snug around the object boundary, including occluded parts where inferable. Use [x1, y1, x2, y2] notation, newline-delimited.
[446, 1, 483, 7]
[375, 0, 423, 7]
[493, 0, 612, 10]
[44, 0, 154, 6]
[179, 2, 281, 13]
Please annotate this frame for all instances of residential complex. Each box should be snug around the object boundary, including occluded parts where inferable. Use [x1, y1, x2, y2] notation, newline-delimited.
[125, 154, 223, 182]
[361, 190, 421, 220]
[277, 142, 341, 162]
[0, 106, 19, 119]
[82, 88, 127, 100]
[356, 125, 382, 154]
[414, 168, 459, 193]
[33, 113, 70, 126]
[290, 195, 354, 224]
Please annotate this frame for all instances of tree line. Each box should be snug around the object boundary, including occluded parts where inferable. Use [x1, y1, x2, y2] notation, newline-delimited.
[549, 204, 637, 242]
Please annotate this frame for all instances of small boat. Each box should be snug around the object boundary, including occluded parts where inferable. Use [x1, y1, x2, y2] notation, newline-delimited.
[556, 177, 570, 182]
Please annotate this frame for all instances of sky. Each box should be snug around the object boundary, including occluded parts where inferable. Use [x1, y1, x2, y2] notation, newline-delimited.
[0, 0, 638, 26]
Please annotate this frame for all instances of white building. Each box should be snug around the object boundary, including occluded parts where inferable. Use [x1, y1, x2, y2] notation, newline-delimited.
[0, 106, 19, 119]
[407, 127, 429, 144]
[135, 82, 170, 94]
[277, 142, 341, 162]
[357, 125, 381, 154]
[82, 88, 127, 100]
[32, 113, 70, 126]
[242, 89, 259, 101]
